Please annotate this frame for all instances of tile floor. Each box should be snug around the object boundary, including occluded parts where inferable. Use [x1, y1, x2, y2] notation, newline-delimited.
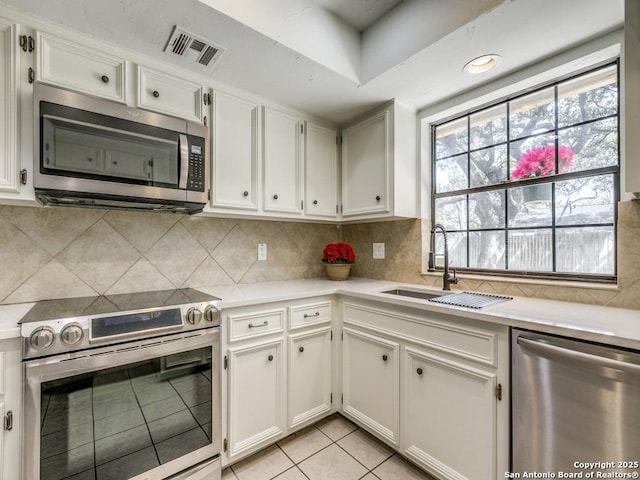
[222, 414, 436, 480]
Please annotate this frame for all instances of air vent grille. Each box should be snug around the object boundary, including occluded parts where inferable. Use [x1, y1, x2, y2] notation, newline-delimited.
[164, 26, 225, 68]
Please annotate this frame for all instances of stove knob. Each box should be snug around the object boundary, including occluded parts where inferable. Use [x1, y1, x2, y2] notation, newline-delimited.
[60, 324, 84, 345]
[29, 327, 55, 350]
[186, 307, 202, 325]
[204, 305, 220, 324]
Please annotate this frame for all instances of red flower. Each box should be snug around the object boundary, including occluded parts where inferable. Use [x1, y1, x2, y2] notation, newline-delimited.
[511, 144, 574, 181]
[322, 243, 355, 264]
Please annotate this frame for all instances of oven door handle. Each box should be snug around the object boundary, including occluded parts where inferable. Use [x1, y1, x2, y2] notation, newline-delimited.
[178, 133, 189, 190]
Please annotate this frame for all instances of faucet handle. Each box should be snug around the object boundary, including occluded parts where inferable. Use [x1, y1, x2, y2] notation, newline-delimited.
[450, 268, 459, 285]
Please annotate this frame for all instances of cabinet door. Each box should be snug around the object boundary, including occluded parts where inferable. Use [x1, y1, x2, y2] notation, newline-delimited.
[227, 339, 285, 459]
[0, 338, 22, 480]
[341, 110, 389, 216]
[342, 327, 399, 446]
[288, 327, 332, 428]
[137, 66, 203, 122]
[211, 91, 258, 210]
[263, 108, 301, 214]
[305, 122, 337, 218]
[0, 19, 18, 193]
[403, 345, 497, 480]
[37, 32, 126, 102]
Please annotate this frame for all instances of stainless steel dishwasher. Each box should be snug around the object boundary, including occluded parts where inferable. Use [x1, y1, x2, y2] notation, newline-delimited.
[511, 328, 640, 476]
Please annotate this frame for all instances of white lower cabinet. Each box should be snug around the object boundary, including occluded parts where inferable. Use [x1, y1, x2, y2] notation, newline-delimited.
[223, 298, 334, 466]
[341, 300, 509, 480]
[288, 326, 332, 428]
[403, 345, 498, 480]
[0, 338, 21, 480]
[342, 327, 400, 447]
[226, 338, 285, 459]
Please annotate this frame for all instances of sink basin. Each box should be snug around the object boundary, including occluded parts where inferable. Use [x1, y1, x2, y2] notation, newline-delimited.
[381, 288, 444, 301]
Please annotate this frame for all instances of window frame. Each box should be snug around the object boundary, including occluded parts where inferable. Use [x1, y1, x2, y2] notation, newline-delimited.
[430, 61, 620, 283]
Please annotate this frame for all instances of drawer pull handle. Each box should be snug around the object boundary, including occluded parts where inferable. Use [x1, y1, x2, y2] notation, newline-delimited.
[303, 312, 320, 319]
[299, 346, 304, 353]
[382, 354, 388, 362]
[152, 90, 160, 98]
[417, 368, 423, 375]
[101, 75, 110, 83]
[243, 190, 249, 197]
[248, 321, 269, 328]
[268, 355, 274, 361]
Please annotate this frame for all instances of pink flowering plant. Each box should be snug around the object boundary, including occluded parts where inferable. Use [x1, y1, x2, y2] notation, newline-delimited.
[510, 144, 574, 181]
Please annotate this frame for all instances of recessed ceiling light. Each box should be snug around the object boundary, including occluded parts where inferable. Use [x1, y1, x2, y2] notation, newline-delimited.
[463, 54, 502, 74]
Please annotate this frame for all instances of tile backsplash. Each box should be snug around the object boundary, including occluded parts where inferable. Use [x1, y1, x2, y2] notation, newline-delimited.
[0, 206, 339, 303]
[3, 201, 640, 309]
[343, 201, 640, 310]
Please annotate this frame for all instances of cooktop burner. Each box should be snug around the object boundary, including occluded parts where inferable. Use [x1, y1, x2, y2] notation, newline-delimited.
[19, 288, 217, 324]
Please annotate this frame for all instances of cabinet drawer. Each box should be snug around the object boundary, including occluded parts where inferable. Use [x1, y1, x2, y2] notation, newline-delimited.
[37, 32, 126, 102]
[289, 302, 331, 330]
[229, 309, 284, 342]
[137, 66, 203, 122]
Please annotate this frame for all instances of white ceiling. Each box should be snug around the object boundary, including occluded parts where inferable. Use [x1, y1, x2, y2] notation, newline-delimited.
[312, 0, 404, 31]
[1, 0, 625, 124]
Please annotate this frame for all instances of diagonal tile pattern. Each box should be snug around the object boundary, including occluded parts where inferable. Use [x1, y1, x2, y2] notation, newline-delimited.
[223, 414, 435, 480]
[0, 206, 340, 304]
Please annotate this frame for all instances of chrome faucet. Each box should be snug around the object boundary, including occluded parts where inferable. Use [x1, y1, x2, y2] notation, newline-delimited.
[428, 223, 458, 291]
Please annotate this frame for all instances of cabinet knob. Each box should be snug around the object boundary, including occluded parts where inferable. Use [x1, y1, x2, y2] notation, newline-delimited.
[152, 90, 160, 98]
[382, 354, 388, 362]
[299, 346, 304, 353]
[273, 194, 278, 200]
[243, 190, 249, 197]
[375, 195, 381, 202]
[417, 368, 423, 375]
[101, 75, 110, 84]
[313, 200, 318, 205]
[268, 355, 274, 362]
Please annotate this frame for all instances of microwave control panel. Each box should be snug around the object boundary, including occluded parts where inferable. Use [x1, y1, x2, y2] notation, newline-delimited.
[187, 140, 205, 192]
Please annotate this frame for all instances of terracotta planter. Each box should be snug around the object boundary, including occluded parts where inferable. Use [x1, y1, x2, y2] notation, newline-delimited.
[324, 263, 352, 281]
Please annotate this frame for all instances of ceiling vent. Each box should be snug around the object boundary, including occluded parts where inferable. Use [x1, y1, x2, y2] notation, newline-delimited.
[164, 26, 225, 68]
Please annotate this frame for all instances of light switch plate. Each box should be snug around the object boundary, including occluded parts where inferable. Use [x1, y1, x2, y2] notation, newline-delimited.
[258, 243, 267, 261]
[373, 243, 385, 259]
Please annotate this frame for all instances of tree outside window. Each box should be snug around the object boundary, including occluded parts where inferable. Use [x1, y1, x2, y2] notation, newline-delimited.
[432, 63, 619, 280]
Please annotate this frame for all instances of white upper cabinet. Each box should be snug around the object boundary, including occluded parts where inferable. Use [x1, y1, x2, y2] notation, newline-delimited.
[36, 31, 126, 103]
[305, 122, 338, 218]
[0, 18, 19, 194]
[341, 111, 388, 216]
[210, 91, 259, 211]
[136, 65, 205, 123]
[341, 100, 418, 220]
[263, 107, 302, 215]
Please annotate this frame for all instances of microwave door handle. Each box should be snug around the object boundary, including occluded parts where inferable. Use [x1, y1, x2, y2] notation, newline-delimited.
[178, 133, 189, 189]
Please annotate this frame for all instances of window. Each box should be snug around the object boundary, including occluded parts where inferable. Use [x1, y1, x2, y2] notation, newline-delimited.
[432, 63, 619, 281]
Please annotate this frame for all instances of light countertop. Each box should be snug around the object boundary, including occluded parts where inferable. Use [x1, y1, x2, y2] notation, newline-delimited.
[3, 278, 640, 349]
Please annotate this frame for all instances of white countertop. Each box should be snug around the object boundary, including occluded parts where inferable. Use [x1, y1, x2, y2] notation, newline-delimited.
[200, 278, 640, 350]
[3, 278, 640, 349]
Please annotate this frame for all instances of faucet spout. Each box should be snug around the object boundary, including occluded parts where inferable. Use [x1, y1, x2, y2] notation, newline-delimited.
[428, 223, 458, 291]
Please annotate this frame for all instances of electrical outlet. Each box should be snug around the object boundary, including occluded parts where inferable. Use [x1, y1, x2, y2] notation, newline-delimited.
[258, 243, 267, 261]
[373, 243, 385, 259]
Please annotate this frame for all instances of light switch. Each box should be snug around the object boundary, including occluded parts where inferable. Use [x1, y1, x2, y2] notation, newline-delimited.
[373, 243, 385, 259]
[258, 243, 267, 261]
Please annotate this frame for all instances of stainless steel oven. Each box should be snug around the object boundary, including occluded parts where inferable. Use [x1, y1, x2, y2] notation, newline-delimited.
[20, 289, 222, 480]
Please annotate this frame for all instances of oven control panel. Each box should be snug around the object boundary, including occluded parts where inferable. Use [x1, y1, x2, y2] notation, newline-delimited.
[21, 298, 221, 360]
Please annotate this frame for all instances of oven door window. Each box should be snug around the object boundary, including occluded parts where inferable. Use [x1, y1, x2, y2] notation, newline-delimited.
[39, 346, 213, 480]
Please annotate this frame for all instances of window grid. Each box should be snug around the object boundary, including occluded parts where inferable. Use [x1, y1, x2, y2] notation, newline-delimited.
[431, 62, 619, 282]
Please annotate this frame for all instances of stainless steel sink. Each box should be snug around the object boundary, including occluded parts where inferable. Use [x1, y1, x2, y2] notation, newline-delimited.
[381, 288, 444, 301]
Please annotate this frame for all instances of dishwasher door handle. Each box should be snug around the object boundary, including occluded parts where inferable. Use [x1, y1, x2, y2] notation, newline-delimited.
[517, 336, 640, 375]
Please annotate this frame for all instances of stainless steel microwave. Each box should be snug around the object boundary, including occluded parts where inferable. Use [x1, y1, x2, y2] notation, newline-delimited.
[33, 83, 209, 214]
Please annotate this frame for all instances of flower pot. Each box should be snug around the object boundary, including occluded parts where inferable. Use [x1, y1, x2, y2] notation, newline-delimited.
[325, 263, 352, 281]
[522, 184, 551, 204]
